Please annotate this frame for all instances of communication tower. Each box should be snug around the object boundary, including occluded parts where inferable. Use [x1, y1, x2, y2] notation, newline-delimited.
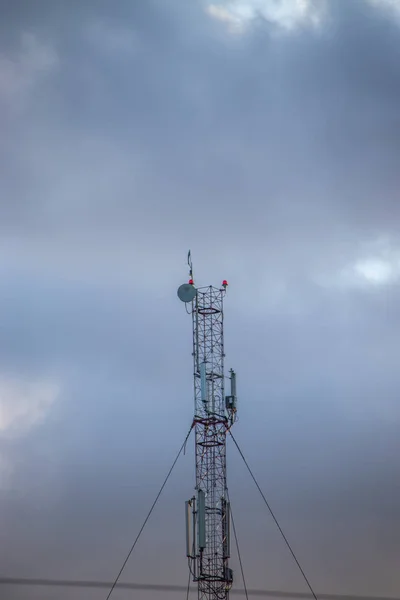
[177, 252, 237, 600]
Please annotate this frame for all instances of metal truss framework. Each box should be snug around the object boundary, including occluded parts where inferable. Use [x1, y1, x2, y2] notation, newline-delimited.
[186, 285, 236, 600]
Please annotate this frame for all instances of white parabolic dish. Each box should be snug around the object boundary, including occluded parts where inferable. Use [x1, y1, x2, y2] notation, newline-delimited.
[177, 283, 197, 303]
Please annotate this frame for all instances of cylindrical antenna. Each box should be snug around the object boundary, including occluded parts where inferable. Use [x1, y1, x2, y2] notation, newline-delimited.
[230, 369, 237, 399]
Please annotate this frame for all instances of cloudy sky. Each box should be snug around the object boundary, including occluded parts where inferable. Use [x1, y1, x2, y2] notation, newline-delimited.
[1, 0, 400, 598]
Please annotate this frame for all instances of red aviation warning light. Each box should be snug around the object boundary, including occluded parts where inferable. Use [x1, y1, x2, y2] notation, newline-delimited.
[189, 279, 194, 285]
[222, 280, 228, 289]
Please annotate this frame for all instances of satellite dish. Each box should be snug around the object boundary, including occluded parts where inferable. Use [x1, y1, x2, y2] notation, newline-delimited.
[177, 283, 197, 303]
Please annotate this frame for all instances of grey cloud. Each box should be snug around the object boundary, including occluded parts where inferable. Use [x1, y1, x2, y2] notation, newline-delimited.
[1, 1, 400, 598]
[2, 0, 399, 265]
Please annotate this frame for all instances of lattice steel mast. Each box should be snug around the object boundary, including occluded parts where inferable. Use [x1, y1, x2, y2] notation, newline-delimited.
[177, 252, 237, 600]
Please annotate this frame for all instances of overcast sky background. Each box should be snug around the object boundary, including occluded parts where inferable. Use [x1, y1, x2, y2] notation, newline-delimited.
[1, 0, 400, 598]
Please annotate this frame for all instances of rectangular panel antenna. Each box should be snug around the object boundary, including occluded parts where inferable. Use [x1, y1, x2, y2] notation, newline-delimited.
[200, 362, 207, 404]
[224, 500, 231, 558]
[198, 489, 206, 550]
[185, 500, 193, 557]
